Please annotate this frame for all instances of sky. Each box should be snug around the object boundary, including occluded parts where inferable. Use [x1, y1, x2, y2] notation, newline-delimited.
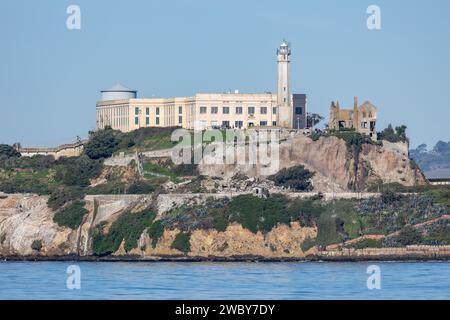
[0, 0, 449, 148]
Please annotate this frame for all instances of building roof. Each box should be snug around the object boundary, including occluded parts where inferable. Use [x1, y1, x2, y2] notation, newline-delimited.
[425, 168, 450, 180]
[101, 83, 136, 93]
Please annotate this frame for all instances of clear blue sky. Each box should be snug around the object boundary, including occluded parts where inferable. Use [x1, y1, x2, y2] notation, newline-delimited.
[1, 0, 449, 148]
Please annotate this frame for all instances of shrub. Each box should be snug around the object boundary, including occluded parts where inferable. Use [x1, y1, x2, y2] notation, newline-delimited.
[0, 144, 20, 159]
[378, 124, 408, 143]
[300, 237, 316, 252]
[148, 220, 164, 248]
[126, 180, 156, 194]
[53, 201, 88, 229]
[47, 186, 84, 211]
[171, 232, 191, 253]
[346, 238, 383, 249]
[84, 127, 119, 159]
[395, 226, 423, 246]
[54, 155, 103, 187]
[381, 189, 401, 204]
[31, 239, 42, 251]
[92, 209, 156, 255]
[268, 165, 315, 191]
[315, 215, 342, 246]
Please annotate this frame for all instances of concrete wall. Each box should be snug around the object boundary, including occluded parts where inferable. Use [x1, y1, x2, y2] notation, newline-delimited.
[18, 141, 86, 159]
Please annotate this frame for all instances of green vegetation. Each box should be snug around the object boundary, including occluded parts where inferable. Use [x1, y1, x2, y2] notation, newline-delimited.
[31, 239, 42, 251]
[47, 186, 84, 211]
[53, 200, 88, 229]
[268, 165, 315, 191]
[300, 237, 316, 252]
[54, 156, 103, 187]
[84, 128, 119, 159]
[92, 208, 156, 255]
[143, 162, 180, 183]
[311, 128, 378, 151]
[384, 226, 423, 247]
[148, 220, 164, 248]
[171, 232, 191, 253]
[0, 144, 20, 159]
[378, 124, 408, 143]
[345, 238, 383, 249]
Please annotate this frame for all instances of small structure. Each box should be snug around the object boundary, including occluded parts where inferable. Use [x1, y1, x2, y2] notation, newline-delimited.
[425, 169, 450, 186]
[328, 96, 377, 140]
[253, 186, 269, 199]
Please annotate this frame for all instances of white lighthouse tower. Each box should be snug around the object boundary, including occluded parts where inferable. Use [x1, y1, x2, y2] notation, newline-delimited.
[276, 40, 293, 128]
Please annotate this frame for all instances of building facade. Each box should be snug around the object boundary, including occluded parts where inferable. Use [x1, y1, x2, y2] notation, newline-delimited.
[328, 96, 378, 140]
[96, 41, 307, 132]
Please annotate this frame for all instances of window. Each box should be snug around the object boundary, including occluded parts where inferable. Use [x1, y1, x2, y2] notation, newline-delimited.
[248, 106, 255, 115]
[200, 106, 207, 114]
[135, 117, 139, 125]
[146, 117, 149, 126]
[361, 122, 368, 129]
[260, 107, 267, 114]
[272, 107, 277, 114]
[211, 106, 218, 114]
[295, 107, 302, 115]
[178, 116, 183, 124]
[248, 122, 254, 127]
[178, 106, 183, 114]
[135, 107, 139, 115]
[222, 121, 230, 128]
[260, 121, 268, 126]
[223, 106, 230, 114]
[156, 117, 160, 125]
[272, 121, 277, 126]
[146, 107, 149, 115]
[235, 120, 243, 128]
[236, 106, 243, 114]
[156, 107, 160, 115]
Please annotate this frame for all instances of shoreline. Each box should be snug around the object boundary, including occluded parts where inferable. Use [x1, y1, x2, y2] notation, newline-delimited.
[2, 253, 450, 263]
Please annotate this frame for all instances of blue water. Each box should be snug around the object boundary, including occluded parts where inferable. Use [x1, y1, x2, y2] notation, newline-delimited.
[0, 261, 449, 299]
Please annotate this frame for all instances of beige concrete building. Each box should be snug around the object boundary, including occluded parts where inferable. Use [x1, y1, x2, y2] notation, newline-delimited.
[328, 97, 378, 140]
[96, 41, 307, 132]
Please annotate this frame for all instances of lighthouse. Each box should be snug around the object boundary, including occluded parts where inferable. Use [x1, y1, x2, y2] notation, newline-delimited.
[276, 40, 293, 128]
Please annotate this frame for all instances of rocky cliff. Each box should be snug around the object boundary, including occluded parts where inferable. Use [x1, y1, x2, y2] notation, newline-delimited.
[0, 193, 316, 259]
[199, 135, 426, 192]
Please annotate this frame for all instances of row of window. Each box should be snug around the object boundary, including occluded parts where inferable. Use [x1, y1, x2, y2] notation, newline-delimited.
[212, 120, 276, 129]
[134, 106, 184, 116]
[134, 115, 183, 126]
[199, 106, 276, 115]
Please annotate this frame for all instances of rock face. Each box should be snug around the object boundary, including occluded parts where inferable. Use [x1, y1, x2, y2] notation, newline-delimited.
[0, 194, 76, 256]
[0, 193, 316, 259]
[199, 135, 426, 192]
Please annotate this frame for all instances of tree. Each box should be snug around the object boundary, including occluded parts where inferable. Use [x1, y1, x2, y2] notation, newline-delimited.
[84, 127, 119, 159]
[268, 165, 315, 191]
[378, 124, 408, 143]
[0, 144, 20, 159]
[395, 125, 407, 142]
[307, 113, 324, 128]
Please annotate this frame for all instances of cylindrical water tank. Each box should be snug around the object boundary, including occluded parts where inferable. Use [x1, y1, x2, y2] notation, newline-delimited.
[100, 84, 137, 101]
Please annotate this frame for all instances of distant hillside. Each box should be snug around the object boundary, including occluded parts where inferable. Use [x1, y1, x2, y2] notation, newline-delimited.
[410, 141, 450, 173]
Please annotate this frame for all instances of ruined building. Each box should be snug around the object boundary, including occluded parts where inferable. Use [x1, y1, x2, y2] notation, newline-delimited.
[328, 97, 377, 140]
